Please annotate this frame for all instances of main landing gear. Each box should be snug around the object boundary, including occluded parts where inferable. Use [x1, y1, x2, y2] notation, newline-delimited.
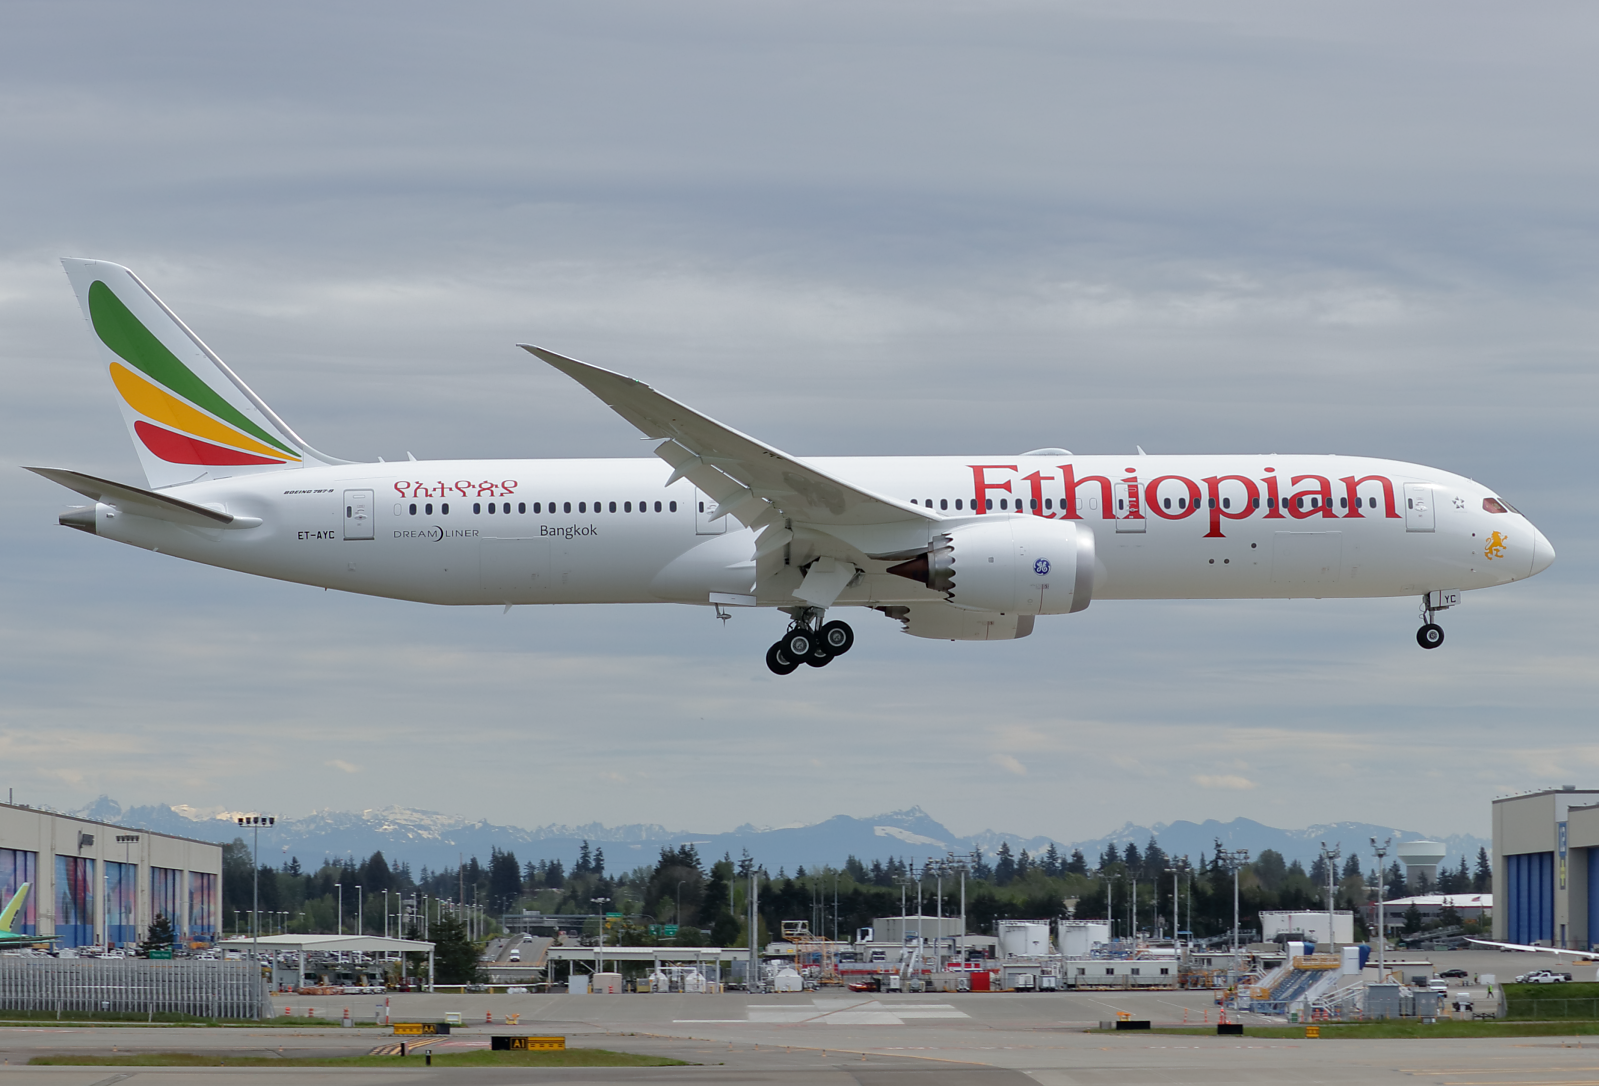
[1416, 590, 1459, 650]
[766, 610, 855, 675]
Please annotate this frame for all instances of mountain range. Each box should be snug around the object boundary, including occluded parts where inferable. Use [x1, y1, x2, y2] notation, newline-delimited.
[58, 797, 1488, 879]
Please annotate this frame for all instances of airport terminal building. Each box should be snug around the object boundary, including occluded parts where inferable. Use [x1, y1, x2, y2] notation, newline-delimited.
[1492, 786, 1599, 950]
[0, 802, 223, 949]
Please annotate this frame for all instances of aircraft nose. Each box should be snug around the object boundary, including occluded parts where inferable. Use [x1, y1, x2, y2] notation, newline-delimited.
[1530, 527, 1556, 577]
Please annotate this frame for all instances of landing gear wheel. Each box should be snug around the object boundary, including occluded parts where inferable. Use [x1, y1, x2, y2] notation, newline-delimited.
[783, 629, 815, 658]
[766, 642, 801, 675]
[1417, 623, 1444, 650]
[818, 620, 855, 656]
[805, 644, 834, 668]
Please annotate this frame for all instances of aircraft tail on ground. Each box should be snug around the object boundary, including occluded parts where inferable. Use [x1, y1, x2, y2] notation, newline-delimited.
[0, 883, 29, 934]
[60, 259, 344, 489]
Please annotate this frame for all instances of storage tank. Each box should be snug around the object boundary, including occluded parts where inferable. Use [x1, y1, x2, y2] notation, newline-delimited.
[997, 920, 1050, 958]
[1058, 920, 1112, 958]
[1396, 841, 1447, 890]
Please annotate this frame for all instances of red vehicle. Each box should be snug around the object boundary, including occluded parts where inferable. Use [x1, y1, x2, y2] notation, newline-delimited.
[847, 977, 882, 992]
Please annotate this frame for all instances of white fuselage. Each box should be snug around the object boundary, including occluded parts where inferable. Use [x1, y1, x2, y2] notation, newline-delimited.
[80, 454, 1551, 612]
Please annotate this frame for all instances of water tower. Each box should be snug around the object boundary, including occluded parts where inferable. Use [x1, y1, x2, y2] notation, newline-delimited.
[1396, 841, 1446, 891]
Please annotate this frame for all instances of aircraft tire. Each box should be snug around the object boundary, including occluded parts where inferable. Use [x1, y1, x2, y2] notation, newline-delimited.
[1416, 623, 1444, 649]
[783, 629, 815, 658]
[766, 642, 802, 675]
[819, 620, 855, 655]
[805, 645, 834, 668]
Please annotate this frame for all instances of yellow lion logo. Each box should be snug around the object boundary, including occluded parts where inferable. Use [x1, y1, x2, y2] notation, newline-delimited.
[1485, 531, 1508, 560]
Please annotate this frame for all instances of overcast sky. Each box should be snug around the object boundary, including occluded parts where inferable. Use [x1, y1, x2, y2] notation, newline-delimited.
[2, 1, 1594, 847]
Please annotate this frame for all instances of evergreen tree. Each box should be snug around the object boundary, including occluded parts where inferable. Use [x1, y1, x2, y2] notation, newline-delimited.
[138, 913, 175, 956]
[1099, 843, 1120, 872]
[737, 849, 755, 879]
[576, 841, 593, 876]
[1143, 839, 1168, 880]
[1016, 849, 1032, 879]
[1309, 854, 1327, 886]
[545, 859, 566, 889]
[429, 909, 482, 984]
[1122, 842, 1142, 870]
[968, 850, 993, 882]
[593, 847, 605, 877]
[1342, 854, 1362, 880]
[994, 842, 1016, 886]
[870, 859, 889, 887]
[845, 855, 868, 882]
[488, 847, 522, 912]
[1473, 848, 1492, 893]
[1066, 850, 1089, 877]
[1385, 861, 1406, 900]
[1042, 844, 1062, 878]
[796, 865, 807, 879]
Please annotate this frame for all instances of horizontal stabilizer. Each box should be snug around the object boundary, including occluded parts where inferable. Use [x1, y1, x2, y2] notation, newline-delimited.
[24, 467, 260, 529]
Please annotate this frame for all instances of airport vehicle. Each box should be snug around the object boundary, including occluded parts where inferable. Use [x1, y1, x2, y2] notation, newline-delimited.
[0, 884, 54, 948]
[1439, 968, 1468, 979]
[1514, 970, 1569, 984]
[32, 261, 1558, 673]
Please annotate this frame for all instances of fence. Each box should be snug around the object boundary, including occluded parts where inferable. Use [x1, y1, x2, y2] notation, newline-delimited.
[0, 958, 271, 1020]
[1507, 997, 1599, 1020]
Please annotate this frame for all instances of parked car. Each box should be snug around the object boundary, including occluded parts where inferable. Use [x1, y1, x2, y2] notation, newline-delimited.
[847, 977, 881, 992]
[1515, 970, 1569, 984]
[1439, 968, 1469, 979]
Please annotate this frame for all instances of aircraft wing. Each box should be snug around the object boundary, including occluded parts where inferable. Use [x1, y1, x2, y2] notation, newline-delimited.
[521, 346, 938, 535]
[1466, 938, 1599, 960]
[24, 467, 261, 530]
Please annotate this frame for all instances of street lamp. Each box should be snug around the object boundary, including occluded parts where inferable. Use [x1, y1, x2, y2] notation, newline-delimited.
[336, 884, 344, 937]
[1371, 838, 1391, 979]
[235, 816, 275, 969]
[356, 886, 363, 938]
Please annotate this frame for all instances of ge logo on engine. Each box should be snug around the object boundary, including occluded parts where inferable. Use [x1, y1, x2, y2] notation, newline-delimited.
[1033, 558, 1051, 575]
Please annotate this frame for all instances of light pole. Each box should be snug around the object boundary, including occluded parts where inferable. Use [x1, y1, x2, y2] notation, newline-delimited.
[356, 886, 363, 937]
[1371, 838, 1391, 979]
[592, 896, 610, 979]
[235, 816, 275, 969]
[1217, 848, 1250, 953]
[337, 884, 344, 937]
[676, 881, 685, 927]
[1319, 842, 1342, 946]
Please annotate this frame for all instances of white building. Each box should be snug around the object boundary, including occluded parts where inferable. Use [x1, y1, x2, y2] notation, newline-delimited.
[1259, 910, 1355, 944]
[0, 802, 223, 949]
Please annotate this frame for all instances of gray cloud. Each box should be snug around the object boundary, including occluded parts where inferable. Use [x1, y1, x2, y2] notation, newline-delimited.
[1, 0, 1594, 844]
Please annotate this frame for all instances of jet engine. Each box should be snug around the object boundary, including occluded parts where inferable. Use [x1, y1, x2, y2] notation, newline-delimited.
[885, 516, 1095, 616]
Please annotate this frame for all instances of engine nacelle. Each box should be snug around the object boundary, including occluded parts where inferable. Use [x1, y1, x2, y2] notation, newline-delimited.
[887, 516, 1094, 616]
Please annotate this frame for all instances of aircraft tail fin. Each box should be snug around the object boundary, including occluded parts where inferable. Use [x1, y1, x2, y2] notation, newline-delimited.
[60, 259, 345, 489]
[0, 883, 29, 934]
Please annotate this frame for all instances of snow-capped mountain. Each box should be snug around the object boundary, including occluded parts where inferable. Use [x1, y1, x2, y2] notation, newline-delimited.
[64, 797, 1488, 876]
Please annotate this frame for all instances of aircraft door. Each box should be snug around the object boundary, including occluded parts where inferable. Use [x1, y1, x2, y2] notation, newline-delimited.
[1112, 482, 1145, 533]
[1403, 484, 1435, 533]
[694, 488, 727, 535]
[343, 489, 374, 540]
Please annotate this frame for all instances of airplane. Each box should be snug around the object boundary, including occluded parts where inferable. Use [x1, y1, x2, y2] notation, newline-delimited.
[0, 883, 51, 947]
[29, 260, 1556, 674]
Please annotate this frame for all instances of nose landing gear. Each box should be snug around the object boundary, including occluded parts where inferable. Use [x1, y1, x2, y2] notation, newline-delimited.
[1415, 590, 1460, 650]
[765, 610, 855, 674]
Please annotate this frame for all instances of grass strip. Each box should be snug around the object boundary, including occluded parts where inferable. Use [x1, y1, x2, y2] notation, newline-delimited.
[30, 1049, 689, 1067]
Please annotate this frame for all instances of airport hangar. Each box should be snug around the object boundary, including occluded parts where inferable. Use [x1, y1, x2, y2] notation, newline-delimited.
[1493, 785, 1599, 950]
[0, 801, 223, 948]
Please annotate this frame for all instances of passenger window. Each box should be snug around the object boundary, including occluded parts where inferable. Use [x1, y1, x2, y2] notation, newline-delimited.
[1163, 497, 1171, 510]
[425, 503, 433, 515]
[955, 499, 963, 510]
[474, 502, 483, 514]
[999, 498, 1008, 510]
[985, 498, 993, 511]
[669, 501, 677, 512]
[698, 501, 705, 512]
[1368, 497, 1376, 508]
[487, 502, 495, 514]
[518, 502, 526, 514]
[409, 503, 417, 515]
[441, 503, 449, 514]
[624, 501, 632, 512]
[1483, 497, 1509, 513]
[563, 502, 571, 513]
[1252, 497, 1260, 509]
[1178, 497, 1186, 510]
[579, 502, 586, 513]
[1339, 497, 1347, 508]
[1043, 499, 1051, 510]
[1222, 497, 1230, 509]
[1297, 497, 1305, 509]
[655, 501, 662, 512]
[925, 498, 932, 506]
[609, 501, 617, 512]
[1030, 498, 1037, 510]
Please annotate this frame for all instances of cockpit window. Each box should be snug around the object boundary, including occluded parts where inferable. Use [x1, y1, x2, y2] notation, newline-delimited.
[1483, 497, 1510, 514]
